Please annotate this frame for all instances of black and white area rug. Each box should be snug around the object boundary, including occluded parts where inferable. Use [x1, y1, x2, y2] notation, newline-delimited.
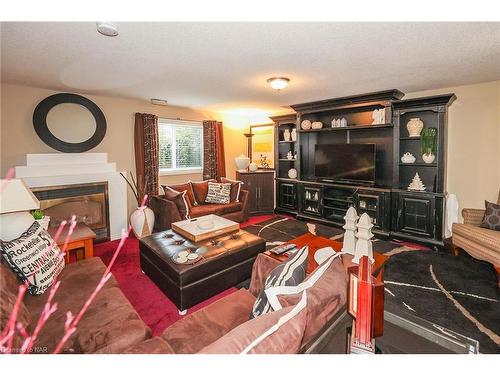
[244, 215, 500, 353]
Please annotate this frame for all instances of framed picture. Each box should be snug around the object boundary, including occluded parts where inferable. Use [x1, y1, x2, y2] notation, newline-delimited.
[250, 124, 274, 169]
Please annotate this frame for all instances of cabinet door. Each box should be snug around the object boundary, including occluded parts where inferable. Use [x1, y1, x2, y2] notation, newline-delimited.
[394, 193, 435, 238]
[257, 173, 275, 212]
[239, 174, 259, 213]
[278, 182, 297, 210]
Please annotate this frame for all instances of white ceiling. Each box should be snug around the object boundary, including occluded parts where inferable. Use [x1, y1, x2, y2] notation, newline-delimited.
[2, 22, 499, 114]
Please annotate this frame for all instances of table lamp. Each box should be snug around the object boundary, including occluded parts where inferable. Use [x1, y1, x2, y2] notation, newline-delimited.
[0, 179, 40, 241]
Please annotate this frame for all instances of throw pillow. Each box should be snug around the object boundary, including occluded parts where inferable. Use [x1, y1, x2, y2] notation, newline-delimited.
[199, 291, 307, 354]
[250, 246, 308, 319]
[0, 221, 65, 295]
[220, 177, 243, 202]
[480, 200, 500, 231]
[163, 188, 190, 219]
[205, 182, 232, 204]
[265, 252, 347, 346]
[190, 179, 216, 204]
[162, 182, 196, 206]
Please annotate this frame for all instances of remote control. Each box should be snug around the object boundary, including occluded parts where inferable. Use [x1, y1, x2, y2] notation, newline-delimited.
[270, 243, 297, 255]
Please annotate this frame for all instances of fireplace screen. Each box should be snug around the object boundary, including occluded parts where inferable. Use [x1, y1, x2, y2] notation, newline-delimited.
[32, 182, 110, 242]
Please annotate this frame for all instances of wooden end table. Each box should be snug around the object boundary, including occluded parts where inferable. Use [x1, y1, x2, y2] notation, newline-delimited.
[265, 232, 388, 277]
[48, 222, 96, 263]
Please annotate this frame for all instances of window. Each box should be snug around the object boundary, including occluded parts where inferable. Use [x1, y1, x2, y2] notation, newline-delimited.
[158, 119, 203, 175]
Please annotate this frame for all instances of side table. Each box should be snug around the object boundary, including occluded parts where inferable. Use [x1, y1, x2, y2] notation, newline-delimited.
[48, 222, 96, 263]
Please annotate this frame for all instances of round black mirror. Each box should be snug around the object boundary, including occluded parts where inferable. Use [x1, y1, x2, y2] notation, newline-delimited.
[33, 93, 107, 153]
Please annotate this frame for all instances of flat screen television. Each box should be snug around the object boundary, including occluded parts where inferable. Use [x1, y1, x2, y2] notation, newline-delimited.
[314, 143, 376, 184]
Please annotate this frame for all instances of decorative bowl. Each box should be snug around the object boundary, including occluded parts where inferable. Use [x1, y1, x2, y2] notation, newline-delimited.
[248, 162, 258, 171]
[301, 120, 312, 130]
[311, 121, 323, 129]
[401, 152, 416, 164]
[422, 153, 436, 164]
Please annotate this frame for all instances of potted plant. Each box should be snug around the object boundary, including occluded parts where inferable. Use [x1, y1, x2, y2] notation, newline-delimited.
[420, 127, 438, 163]
[120, 172, 155, 239]
[32, 209, 50, 230]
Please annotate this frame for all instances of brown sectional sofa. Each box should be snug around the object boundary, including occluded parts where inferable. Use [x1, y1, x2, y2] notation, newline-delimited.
[1, 243, 348, 354]
[125, 252, 348, 354]
[1, 257, 150, 354]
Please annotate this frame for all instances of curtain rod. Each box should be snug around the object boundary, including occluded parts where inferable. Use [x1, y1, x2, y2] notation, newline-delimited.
[158, 116, 205, 123]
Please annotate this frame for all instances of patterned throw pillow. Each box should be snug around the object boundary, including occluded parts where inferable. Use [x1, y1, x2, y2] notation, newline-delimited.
[220, 177, 243, 202]
[250, 246, 308, 319]
[205, 182, 232, 204]
[480, 201, 500, 231]
[0, 221, 65, 295]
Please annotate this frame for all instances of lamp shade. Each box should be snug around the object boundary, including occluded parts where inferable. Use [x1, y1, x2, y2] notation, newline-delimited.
[0, 179, 40, 214]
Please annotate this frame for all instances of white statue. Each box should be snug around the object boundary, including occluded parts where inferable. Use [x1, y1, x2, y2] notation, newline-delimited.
[353, 213, 374, 264]
[408, 172, 426, 191]
[341, 206, 358, 255]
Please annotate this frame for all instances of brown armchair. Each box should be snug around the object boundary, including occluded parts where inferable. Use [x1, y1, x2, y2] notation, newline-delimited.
[452, 190, 500, 281]
[150, 189, 249, 232]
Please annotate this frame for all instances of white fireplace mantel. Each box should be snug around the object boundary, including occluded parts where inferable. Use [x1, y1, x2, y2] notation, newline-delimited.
[15, 153, 127, 240]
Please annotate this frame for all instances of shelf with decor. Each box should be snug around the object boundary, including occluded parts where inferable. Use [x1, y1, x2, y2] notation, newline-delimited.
[271, 113, 299, 214]
[298, 123, 392, 133]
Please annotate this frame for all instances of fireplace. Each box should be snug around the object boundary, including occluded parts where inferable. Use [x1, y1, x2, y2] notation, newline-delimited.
[32, 182, 110, 242]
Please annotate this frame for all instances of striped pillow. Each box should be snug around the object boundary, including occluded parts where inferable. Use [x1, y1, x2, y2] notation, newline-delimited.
[205, 182, 232, 204]
[250, 246, 308, 319]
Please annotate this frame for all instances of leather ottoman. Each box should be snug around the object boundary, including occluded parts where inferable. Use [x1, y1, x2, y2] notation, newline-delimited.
[139, 229, 265, 312]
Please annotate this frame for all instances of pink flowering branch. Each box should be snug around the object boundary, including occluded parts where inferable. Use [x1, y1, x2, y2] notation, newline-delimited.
[1, 171, 149, 354]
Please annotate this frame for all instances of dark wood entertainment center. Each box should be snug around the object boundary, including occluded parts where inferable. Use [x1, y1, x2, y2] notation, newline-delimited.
[271, 90, 456, 248]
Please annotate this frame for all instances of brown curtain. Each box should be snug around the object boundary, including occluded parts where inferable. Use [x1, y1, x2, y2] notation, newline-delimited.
[134, 113, 159, 204]
[203, 120, 226, 180]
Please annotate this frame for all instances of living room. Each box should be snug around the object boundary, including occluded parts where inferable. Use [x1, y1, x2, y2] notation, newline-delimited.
[1, 1, 499, 372]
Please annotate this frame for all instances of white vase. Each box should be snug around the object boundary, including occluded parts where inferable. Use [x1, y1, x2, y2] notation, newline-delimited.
[283, 129, 291, 142]
[248, 162, 258, 172]
[291, 128, 297, 141]
[235, 154, 250, 171]
[401, 152, 416, 164]
[422, 153, 436, 164]
[130, 206, 155, 239]
[407, 118, 424, 137]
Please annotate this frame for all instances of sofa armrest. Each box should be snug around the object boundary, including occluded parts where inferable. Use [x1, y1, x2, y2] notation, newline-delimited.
[248, 253, 281, 297]
[462, 208, 485, 227]
[149, 195, 182, 232]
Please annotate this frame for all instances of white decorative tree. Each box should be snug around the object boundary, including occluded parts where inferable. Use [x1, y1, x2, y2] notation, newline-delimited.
[353, 213, 374, 264]
[341, 206, 358, 255]
[408, 172, 426, 191]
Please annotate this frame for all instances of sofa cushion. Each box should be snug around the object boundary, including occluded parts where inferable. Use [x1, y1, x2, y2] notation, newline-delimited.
[122, 336, 176, 354]
[264, 253, 347, 346]
[163, 189, 190, 219]
[23, 257, 149, 354]
[0, 221, 65, 295]
[200, 291, 307, 354]
[190, 204, 223, 217]
[191, 179, 216, 205]
[250, 246, 308, 319]
[453, 222, 500, 250]
[162, 288, 256, 354]
[219, 201, 243, 215]
[220, 177, 243, 202]
[162, 182, 196, 206]
[0, 261, 31, 350]
[205, 182, 231, 204]
[480, 200, 500, 231]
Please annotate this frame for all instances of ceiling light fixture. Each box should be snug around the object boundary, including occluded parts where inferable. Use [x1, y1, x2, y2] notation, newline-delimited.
[96, 22, 119, 37]
[150, 98, 168, 106]
[267, 77, 290, 91]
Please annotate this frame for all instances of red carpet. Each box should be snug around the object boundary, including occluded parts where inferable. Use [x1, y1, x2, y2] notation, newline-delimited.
[93, 215, 277, 336]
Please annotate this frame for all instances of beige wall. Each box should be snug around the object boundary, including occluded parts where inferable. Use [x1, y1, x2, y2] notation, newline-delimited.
[2, 80, 499, 218]
[0, 83, 213, 215]
[405, 80, 500, 212]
